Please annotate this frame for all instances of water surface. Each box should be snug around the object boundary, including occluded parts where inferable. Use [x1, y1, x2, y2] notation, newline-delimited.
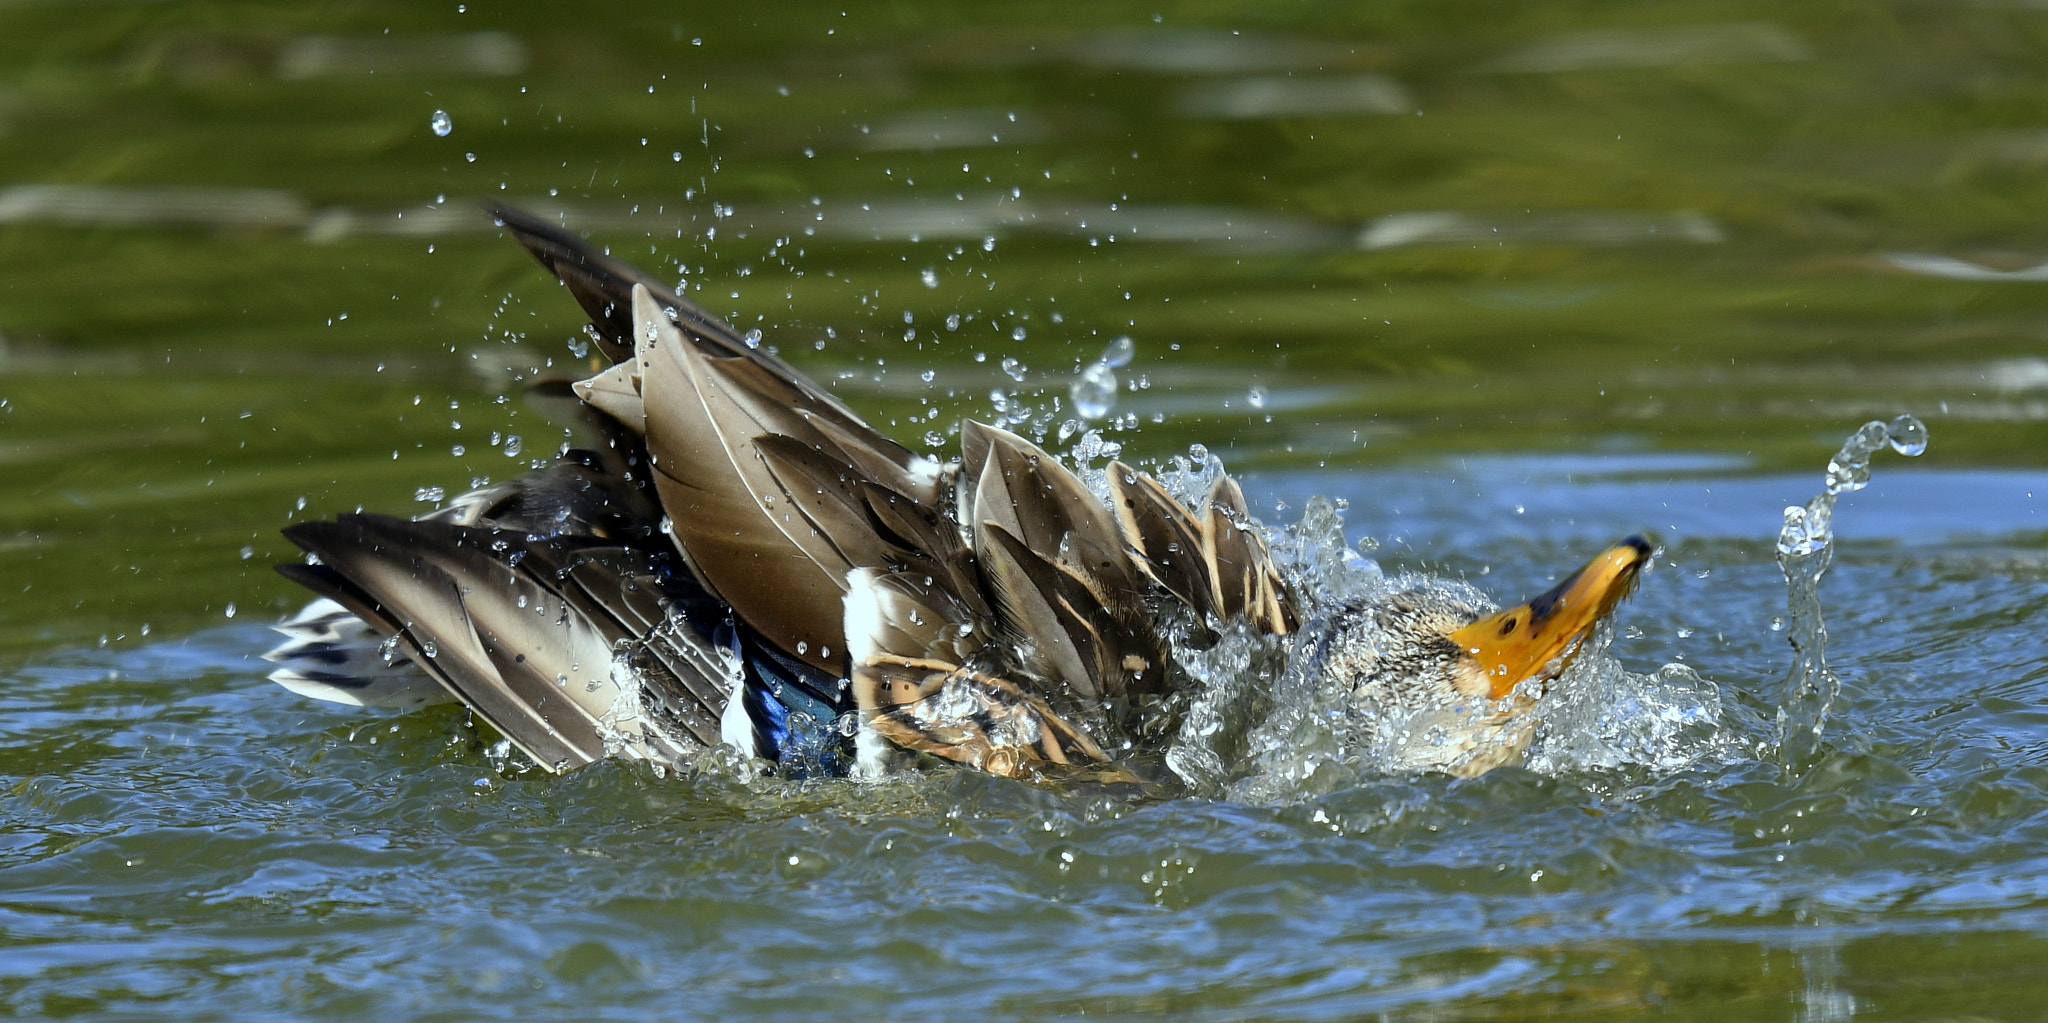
[5, 1, 2048, 1018]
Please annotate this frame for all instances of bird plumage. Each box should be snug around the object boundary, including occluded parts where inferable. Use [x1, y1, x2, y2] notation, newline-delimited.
[265, 203, 1650, 782]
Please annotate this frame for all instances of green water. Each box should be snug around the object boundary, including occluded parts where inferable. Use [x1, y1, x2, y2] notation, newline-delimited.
[6, 1, 2048, 1018]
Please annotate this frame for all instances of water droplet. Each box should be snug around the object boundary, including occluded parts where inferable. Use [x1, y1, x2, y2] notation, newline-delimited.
[566, 335, 589, 358]
[1000, 356, 1027, 382]
[1099, 334, 1135, 368]
[421, 639, 438, 658]
[982, 235, 997, 252]
[923, 430, 945, 448]
[920, 267, 939, 288]
[415, 486, 446, 502]
[1071, 361, 1116, 419]
[1246, 384, 1268, 410]
[464, 152, 476, 163]
[1887, 413, 1928, 457]
[1011, 326, 1027, 341]
[430, 110, 452, 136]
[502, 434, 522, 457]
[223, 603, 236, 619]
[239, 545, 255, 560]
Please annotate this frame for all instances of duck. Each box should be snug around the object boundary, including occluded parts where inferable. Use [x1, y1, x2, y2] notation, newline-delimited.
[264, 203, 1653, 782]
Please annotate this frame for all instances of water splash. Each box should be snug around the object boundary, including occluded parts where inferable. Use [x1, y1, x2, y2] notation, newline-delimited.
[1154, 480, 1739, 800]
[1070, 335, 1134, 420]
[1774, 414, 1927, 772]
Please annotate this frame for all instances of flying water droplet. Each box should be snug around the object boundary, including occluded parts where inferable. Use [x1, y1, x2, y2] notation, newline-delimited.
[414, 486, 446, 502]
[430, 110, 452, 136]
[920, 267, 939, 288]
[1247, 384, 1268, 410]
[1071, 362, 1117, 419]
[1068, 335, 1135, 421]
[223, 603, 236, 619]
[1099, 334, 1135, 368]
[1887, 413, 1928, 457]
[502, 434, 522, 457]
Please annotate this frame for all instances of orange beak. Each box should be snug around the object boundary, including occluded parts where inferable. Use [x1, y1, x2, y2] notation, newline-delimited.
[1447, 535, 1655, 700]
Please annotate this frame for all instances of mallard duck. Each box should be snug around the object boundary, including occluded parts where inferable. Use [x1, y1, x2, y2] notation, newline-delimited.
[265, 204, 1651, 781]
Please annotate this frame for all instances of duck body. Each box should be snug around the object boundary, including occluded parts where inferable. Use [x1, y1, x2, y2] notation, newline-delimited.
[266, 204, 1650, 783]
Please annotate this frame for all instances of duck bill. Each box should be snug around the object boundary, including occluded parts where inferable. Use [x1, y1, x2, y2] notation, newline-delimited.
[1448, 535, 1655, 700]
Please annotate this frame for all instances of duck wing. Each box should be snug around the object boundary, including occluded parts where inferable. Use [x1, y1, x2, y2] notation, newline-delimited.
[1107, 460, 1297, 635]
[488, 201, 870, 427]
[615, 284, 940, 675]
[498, 201, 940, 677]
[278, 513, 715, 771]
[827, 421, 1185, 777]
[960, 423, 1170, 714]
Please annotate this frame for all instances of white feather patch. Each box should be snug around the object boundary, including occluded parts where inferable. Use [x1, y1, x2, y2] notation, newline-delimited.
[263, 598, 454, 709]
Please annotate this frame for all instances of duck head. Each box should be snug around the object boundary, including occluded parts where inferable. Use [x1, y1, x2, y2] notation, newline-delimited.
[1315, 534, 1655, 775]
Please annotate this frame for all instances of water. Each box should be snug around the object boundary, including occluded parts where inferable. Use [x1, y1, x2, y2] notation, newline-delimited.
[8, 1, 2048, 1018]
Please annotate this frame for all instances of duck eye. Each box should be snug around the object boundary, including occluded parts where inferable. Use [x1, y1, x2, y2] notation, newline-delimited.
[1498, 617, 1518, 636]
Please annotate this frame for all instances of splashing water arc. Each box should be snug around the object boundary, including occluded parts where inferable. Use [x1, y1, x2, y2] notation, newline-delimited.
[1776, 414, 1929, 771]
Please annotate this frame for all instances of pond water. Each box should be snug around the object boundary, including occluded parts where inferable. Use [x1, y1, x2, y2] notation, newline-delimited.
[6, 1, 2048, 1018]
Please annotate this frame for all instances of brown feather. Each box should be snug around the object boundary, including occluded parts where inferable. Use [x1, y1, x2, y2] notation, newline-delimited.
[1201, 475, 1298, 634]
[1106, 460, 1210, 611]
[636, 285, 853, 672]
[853, 653, 1109, 778]
[280, 516, 698, 770]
